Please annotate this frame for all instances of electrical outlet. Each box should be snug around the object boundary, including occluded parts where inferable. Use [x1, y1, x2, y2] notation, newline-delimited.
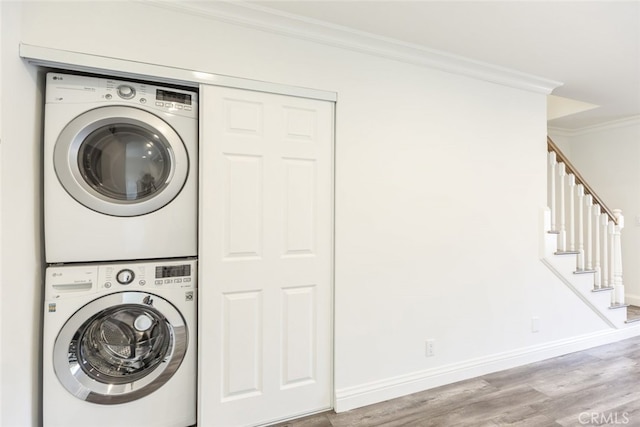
[532, 317, 540, 333]
[425, 339, 435, 357]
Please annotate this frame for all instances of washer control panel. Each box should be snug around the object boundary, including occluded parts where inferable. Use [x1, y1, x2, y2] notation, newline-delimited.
[45, 72, 198, 119]
[45, 258, 197, 299]
[100, 260, 195, 290]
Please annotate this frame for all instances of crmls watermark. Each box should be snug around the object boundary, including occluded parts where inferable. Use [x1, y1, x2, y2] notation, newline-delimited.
[579, 411, 630, 425]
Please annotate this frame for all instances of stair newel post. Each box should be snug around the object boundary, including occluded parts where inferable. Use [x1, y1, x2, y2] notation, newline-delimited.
[557, 162, 567, 251]
[549, 152, 557, 232]
[592, 205, 601, 289]
[576, 184, 585, 271]
[584, 194, 593, 270]
[567, 174, 576, 252]
[601, 214, 609, 289]
[613, 209, 625, 304]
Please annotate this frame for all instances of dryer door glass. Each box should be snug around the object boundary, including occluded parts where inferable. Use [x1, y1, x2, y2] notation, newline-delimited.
[53, 106, 190, 217]
[53, 292, 188, 405]
[78, 124, 172, 202]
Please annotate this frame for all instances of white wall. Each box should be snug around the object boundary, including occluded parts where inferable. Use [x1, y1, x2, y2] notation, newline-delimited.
[1, 2, 43, 426]
[0, 0, 3, 421]
[550, 121, 640, 306]
[1, 1, 626, 425]
[548, 132, 572, 157]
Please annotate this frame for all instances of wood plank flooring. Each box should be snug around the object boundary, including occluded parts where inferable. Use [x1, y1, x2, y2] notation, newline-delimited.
[272, 335, 640, 426]
[627, 305, 640, 322]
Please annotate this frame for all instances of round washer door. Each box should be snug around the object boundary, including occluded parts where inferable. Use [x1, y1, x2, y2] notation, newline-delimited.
[54, 106, 189, 217]
[53, 291, 188, 405]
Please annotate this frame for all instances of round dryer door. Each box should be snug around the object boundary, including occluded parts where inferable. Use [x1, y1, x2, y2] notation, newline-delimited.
[53, 292, 188, 404]
[54, 106, 189, 217]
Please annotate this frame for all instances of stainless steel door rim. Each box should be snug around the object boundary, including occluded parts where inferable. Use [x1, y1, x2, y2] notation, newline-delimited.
[53, 291, 188, 404]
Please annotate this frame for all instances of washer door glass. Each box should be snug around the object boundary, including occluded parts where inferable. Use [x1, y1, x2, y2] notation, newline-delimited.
[77, 304, 171, 384]
[78, 124, 172, 202]
[54, 106, 189, 217]
[53, 292, 188, 405]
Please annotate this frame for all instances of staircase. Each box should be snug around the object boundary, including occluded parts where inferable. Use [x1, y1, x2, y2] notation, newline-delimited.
[543, 137, 631, 328]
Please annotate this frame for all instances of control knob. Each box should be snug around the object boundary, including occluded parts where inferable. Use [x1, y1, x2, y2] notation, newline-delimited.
[117, 85, 136, 99]
[116, 269, 135, 285]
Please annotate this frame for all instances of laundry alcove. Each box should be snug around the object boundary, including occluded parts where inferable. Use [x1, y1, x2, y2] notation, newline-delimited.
[21, 44, 337, 427]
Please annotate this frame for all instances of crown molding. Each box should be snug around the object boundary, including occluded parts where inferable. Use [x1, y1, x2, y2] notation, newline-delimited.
[548, 115, 640, 137]
[145, 0, 562, 95]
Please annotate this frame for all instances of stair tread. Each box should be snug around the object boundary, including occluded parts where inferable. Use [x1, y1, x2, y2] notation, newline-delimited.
[609, 302, 629, 310]
[592, 286, 614, 293]
[555, 251, 580, 255]
[574, 269, 596, 275]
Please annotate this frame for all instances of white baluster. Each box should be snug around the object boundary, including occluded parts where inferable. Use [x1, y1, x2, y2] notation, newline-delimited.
[557, 163, 567, 251]
[576, 184, 585, 271]
[549, 152, 557, 231]
[613, 209, 625, 304]
[601, 214, 609, 288]
[592, 205, 601, 288]
[567, 174, 576, 252]
[608, 221, 615, 302]
[584, 195, 593, 270]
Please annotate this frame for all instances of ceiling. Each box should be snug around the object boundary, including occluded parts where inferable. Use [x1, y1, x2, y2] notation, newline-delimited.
[249, 0, 640, 131]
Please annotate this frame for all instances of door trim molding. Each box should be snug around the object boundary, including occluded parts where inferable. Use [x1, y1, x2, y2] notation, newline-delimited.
[19, 43, 337, 102]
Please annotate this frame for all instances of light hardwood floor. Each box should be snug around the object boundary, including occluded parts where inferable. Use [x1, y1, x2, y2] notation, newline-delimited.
[273, 335, 640, 426]
[627, 305, 640, 322]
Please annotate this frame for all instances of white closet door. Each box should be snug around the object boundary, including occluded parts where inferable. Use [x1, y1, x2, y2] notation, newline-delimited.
[199, 85, 334, 427]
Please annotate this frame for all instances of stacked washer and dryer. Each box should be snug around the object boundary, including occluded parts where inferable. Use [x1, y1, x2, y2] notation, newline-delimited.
[42, 73, 198, 427]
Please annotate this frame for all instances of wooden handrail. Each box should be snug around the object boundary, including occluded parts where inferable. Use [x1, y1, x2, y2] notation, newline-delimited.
[547, 136, 618, 225]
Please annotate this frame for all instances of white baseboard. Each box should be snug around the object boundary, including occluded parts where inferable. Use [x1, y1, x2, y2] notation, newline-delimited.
[625, 293, 640, 307]
[334, 325, 640, 412]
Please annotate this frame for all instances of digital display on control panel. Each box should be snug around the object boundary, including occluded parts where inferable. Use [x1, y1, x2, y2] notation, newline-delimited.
[155, 265, 191, 278]
[156, 89, 192, 105]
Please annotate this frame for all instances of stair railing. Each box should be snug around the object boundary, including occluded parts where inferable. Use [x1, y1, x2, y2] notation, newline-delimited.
[547, 137, 625, 304]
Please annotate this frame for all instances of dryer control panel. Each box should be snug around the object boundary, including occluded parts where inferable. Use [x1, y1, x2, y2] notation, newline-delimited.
[45, 258, 197, 300]
[45, 72, 198, 119]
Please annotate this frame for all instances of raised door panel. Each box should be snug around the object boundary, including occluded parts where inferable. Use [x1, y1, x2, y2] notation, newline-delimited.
[281, 285, 317, 388]
[222, 291, 263, 401]
[222, 154, 263, 260]
[283, 158, 316, 257]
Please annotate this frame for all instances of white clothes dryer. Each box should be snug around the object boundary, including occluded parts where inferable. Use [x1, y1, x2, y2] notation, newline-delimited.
[44, 72, 198, 263]
[43, 258, 197, 427]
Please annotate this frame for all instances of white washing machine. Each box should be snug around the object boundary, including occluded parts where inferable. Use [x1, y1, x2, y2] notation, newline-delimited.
[43, 258, 197, 427]
[44, 72, 198, 263]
